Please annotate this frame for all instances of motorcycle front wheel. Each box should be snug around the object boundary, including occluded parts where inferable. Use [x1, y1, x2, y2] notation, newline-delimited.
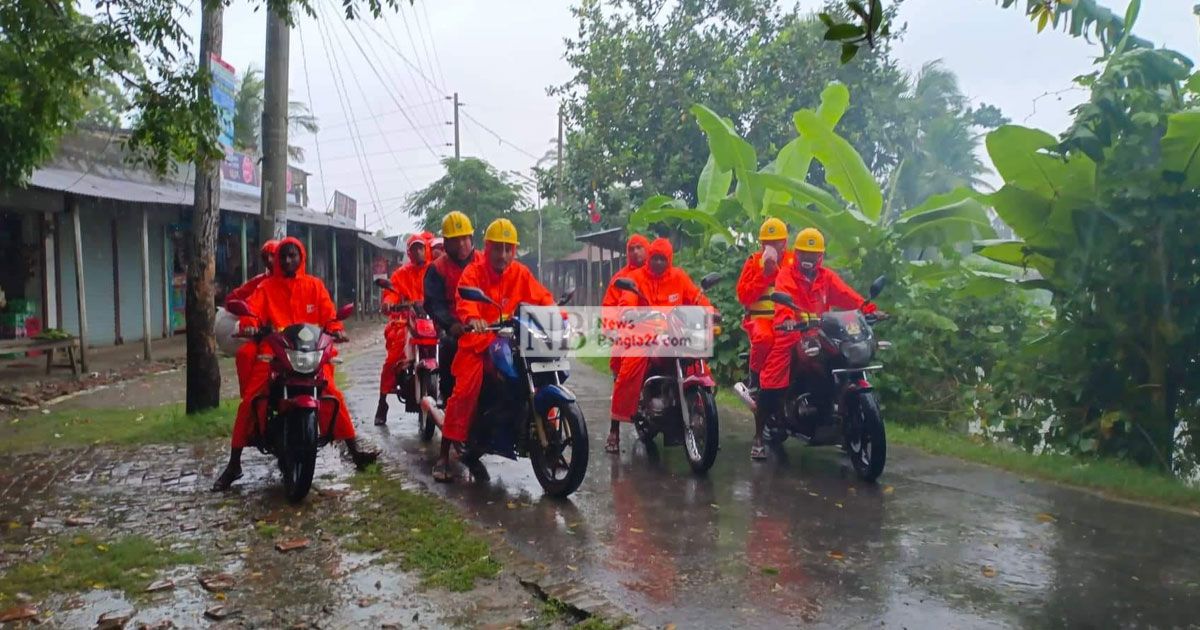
[847, 392, 886, 482]
[682, 387, 719, 474]
[530, 402, 589, 498]
[418, 371, 438, 442]
[280, 409, 319, 503]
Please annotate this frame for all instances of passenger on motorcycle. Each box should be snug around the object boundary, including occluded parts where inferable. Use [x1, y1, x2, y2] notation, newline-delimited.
[435, 219, 557, 483]
[430, 237, 445, 259]
[601, 233, 650, 377]
[212, 237, 379, 491]
[751, 228, 875, 460]
[736, 218, 790, 395]
[226, 239, 279, 396]
[608, 237, 713, 454]
[375, 233, 434, 425]
[423, 211, 484, 411]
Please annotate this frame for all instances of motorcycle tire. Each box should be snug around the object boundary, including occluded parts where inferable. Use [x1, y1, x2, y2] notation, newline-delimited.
[530, 402, 589, 498]
[848, 392, 886, 482]
[418, 371, 438, 442]
[280, 409, 319, 503]
[682, 387, 719, 475]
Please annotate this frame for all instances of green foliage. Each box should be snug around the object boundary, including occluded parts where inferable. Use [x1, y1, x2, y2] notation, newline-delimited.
[970, 33, 1200, 470]
[406, 158, 524, 243]
[0, 399, 238, 454]
[0, 534, 203, 602]
[230, 65, 319, 162]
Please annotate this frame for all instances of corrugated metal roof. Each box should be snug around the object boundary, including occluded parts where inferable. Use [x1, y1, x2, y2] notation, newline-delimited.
[358, 232, 401, 252]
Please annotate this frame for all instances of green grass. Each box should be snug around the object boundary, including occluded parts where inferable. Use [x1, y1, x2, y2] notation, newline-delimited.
[522, 596, 629, 630]
[574, 354, 611, 377]
[889, 424, 1200, 511]
[0, 534, 203, 603]
[0, 400, 238, 454]
[328, 466, 500, 591]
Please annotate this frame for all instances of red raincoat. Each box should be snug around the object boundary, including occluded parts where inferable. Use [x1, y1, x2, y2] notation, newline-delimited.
[601, 234, 650, 376]
[380, 234, 432, 395]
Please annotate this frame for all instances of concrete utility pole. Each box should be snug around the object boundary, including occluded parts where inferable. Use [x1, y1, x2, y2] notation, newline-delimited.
[186, 0, 224, 413]
[260, 9, 290, 241]
[556, 109, 564, 206]
[453, 92, 461, 160]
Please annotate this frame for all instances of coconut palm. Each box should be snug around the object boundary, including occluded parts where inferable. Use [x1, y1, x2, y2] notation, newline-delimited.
[231, 66, 319, 162]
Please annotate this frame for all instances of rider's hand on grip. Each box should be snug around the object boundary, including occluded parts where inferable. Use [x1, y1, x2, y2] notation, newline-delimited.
[467, 318, 488, 333]
[332, 330, 350, 343]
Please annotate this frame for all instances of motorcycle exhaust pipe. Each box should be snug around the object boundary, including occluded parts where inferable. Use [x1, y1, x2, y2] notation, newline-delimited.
[420, 396, 445, 429]
[732, 382, 757, 412]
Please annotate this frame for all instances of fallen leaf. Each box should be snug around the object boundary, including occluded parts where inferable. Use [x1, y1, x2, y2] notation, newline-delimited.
[136, 620, 175, 630]
[761, 567, 779, 576]
[629, 527, 644, 533]
[506, 501, 518, 509]
[1035, 513, 1056, 524]
[276, 538, 310, 553]
[97, 609, 134, 630]
[204, 605, 236, 621]
[95, 544, 109, 552]
[835, 502, 844, 509]
[145, 579, 174, 593]
[828, 551, 845, 560]
[6, 521, 19, 529]
[981, 565, 998, 578]
[410, 528, 421, 534]
[567, 565, 578, 572]
[710, 503, 719, 509]
[65, 516, 96, 527]
[807, 492, 819, 497]
[357, 598, 373, 608]
[0, 605, 38, 623]
[882, 486, 895, 495]
[198, 573, 236, 592]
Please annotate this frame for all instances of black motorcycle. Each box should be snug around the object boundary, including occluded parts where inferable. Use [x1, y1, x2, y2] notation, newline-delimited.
[375, 277, 440, 441]
[612, 273, 722, 474]
[742, 276, 890, 481]
[427, 286, 588, 498]
[225, 299, 355, 502]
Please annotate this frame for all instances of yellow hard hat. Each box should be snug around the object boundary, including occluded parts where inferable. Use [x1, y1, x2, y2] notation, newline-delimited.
[759, 217, 787, 242]
[794, 227, 825, 253]
[483, 218, 519, 245]
[441, 211, 474, 238]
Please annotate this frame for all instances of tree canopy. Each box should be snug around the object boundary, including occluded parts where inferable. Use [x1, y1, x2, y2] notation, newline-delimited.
[405, 157, 523, 240]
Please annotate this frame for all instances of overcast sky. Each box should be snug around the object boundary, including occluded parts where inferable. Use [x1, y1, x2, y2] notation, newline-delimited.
[202, 0, 1200, 236]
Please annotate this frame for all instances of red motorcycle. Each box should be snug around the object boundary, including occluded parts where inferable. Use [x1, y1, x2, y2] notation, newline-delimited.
[376, 278, 440, 441]
[225, 299, 354, 502]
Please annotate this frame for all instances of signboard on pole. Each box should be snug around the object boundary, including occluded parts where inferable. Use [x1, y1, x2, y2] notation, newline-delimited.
[332, 191, 357, 223]
[210, 54, 237, 149]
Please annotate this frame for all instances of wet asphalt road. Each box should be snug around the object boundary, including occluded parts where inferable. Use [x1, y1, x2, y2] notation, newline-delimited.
[344, 344, 1200, 629]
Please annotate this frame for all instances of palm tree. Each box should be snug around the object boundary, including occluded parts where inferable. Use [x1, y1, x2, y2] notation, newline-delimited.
[231, 65, 319, 162]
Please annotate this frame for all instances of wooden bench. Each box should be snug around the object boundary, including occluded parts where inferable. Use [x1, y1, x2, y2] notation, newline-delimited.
[0, 337, 82, 376]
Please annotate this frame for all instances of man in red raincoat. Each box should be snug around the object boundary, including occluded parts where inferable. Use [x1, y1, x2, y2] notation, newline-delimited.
[225, 239, 279, 396]
[375, 233, 432, 424]
[736, 218, 790, 394]
[601, 233, 649, 376]
[423, 211, 483, 407]
[607, 237, 713, 453]
[751, 228, 873, 460]
[433, 218, 556, 482]
[212, 237, 377, 491]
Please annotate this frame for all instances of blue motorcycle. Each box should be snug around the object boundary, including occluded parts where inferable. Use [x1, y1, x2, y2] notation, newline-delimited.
[452, 286, 589, 498]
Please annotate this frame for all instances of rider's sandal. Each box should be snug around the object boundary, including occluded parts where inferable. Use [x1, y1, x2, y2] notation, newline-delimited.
[210, 464, 243, 492]
[464, 458, 490, 482]
[432, 461, 453, 483]
[750, 443, 768, 461]
[605, 432, 620, 454]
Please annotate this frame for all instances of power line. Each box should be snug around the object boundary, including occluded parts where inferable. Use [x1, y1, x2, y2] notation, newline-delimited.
[322, 144, 448, 163]
[296, 21, 329, 210]
[406, 0, 447, 93]
[319, 121, 451, 145]
[416, 0, 450, 91]
[351, 17, 448, 141]
[459, 109, 542, 161]
[318, 99, 449, 131]
[314, 3, 387, 230]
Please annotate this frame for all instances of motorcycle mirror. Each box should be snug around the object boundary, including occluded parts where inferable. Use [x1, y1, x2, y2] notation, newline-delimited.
[614, 278, 638, 293]
[458, 286, 496, 305]
[869, 275, 888, 300]
[770, 292, 797, 309]
[557, 288, 576, 306]
[336, 303, 355, 320]
[225, 299, 252, 318]
[374, 277, 395, 291]
[700, 272, 722, 290]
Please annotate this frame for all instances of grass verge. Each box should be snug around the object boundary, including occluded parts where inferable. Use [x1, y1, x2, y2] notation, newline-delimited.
[328, 466, 500, 591]
[889, 424, 1200, 512]
[0, 534, 203, 604]
[0, 400, 238, 455]
[521, 595, 630, 630]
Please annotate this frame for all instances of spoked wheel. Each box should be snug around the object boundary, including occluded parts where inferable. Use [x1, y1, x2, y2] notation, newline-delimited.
[682, 387, 719, 474]
[417, 371, 438, 442]
[847, 392, 887, 482]
[530, 402, 589, 498]
[280, 410, 318, 503]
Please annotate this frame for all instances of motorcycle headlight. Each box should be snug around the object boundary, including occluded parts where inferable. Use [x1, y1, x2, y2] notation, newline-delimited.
[285, 349, 322, 374]
[841, 340, 872, 366]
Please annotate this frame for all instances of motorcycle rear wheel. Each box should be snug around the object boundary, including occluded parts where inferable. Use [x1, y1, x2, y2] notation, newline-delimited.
[418, 371, 438, 442]
[280, 409, 318, 503]
[847, 392, 886, 482]
[530, 402, 589, 498]
[682, 387, 719, 475]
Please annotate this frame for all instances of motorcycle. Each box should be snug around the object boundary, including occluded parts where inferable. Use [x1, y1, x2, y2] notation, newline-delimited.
[225, 298, 355, 502]
[424, 285, 588, 498]
[375, 277, 440, 441]
[735, 276, 891, 482]
[612, 274, 722, 474]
